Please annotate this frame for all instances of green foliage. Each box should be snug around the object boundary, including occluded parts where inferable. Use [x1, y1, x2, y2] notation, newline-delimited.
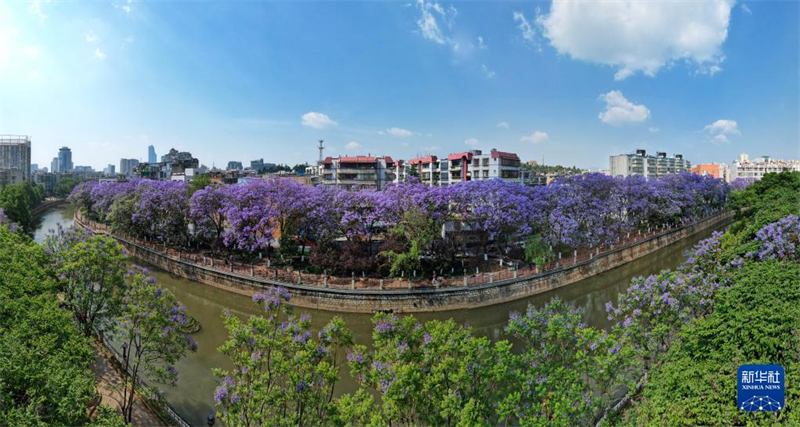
[344, 313, 515, 426]
[115, 267, 197, 423]
[189, 174, 212, 195]
[522, 163, 584, 176]
[524, 235, 554, 269]
[617, 261, 800, 427]
[380, 209, 439, 277]
[505, 299, 633, 427]
[59, 235, 128, 336]
[723, 171, 800, 260]
[54, 177, 80, 198]
[0, 226, 123, 426]
[0, 182, 42, 230]
[214, 288, 353, 427]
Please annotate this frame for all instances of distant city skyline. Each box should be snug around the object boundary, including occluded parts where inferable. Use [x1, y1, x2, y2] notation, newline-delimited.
[1, 1, 798, 170]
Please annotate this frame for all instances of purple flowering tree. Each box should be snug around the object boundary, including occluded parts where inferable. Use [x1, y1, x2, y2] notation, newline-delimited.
[115, 266, 197, 423]
[189, 184, 229, 252]
[214, 286, 353, 426]
[220, 180, 279, 254]
[751, 215, 800, 262]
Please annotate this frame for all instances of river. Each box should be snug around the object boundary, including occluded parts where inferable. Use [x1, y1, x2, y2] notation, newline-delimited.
[34, 204, 725, 426]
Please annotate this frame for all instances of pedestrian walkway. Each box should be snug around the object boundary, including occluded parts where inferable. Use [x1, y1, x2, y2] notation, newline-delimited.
[90, 346, 167, 427]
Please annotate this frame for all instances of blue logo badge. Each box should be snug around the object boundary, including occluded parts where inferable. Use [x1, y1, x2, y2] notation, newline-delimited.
[738, 364, 784, 412]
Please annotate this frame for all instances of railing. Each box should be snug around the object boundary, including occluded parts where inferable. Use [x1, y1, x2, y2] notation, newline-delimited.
[99, 335, 192, 427]
[74, 209, 730, 294]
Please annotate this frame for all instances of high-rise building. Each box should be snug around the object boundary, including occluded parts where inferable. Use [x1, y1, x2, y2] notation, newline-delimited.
[251, 158, 265, 170]
[51, 157, 59, 173]
[148, 145, 157, 163]
[609, 149, 691, 178]
[227, 161, 243, 171]
[120, 158, 140, 177]
[0, 135, 32, 186]
[57, 147, 73, 172]
[30, 163, 38, 173]
[103, 164, 116, 176]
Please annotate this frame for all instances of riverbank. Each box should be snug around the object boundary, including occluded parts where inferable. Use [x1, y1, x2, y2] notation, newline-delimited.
[74, 210, 734, 313]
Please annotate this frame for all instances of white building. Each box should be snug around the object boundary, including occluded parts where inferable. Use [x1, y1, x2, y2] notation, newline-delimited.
[406, 149, 522, 186]
[730, 153, 800, 182]
[319, 155, 396, 190]
[610, 149, 691, 178]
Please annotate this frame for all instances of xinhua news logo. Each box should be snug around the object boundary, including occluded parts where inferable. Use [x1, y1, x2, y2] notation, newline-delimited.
[738, 364, 785, 412]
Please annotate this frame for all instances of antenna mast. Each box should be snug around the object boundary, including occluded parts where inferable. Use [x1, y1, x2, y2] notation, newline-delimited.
[317, 139, 325, 165]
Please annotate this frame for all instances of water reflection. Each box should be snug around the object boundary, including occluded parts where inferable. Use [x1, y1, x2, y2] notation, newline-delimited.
[33, 205, 724, 426]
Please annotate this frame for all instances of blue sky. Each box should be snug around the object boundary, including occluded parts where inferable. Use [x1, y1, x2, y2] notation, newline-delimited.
[1, 0, 798, 170]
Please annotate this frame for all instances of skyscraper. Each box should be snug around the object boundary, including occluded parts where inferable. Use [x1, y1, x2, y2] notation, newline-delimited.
[148, 145, 157, 164]
[120, 158, 140, 177]
[51, 157, 59, 173]
[0, 135, 32, 186]
[58, 147, 73, 172]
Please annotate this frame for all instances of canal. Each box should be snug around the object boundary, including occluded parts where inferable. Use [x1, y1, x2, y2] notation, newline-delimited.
[34, 204, 726, 426]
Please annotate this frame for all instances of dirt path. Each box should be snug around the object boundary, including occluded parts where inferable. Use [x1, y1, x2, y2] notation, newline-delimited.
[91, 346, 167, 427]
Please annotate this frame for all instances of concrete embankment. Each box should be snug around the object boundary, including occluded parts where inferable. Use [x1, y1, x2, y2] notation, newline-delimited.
[75, 211, 734, 313]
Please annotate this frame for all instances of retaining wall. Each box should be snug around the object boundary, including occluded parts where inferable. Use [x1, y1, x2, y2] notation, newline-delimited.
[76, 211, 734, 313]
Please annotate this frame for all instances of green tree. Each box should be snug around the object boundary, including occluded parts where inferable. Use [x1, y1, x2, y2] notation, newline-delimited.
[343, 313, 515, 426]
[524, 235, 554, 269]
[59, 235, 128, 337]
[0, 225, 124, 426]
[189, 173, 212, 195]
[380, 208, 440, 277]
[0, 182, 34, 230]
[115, 267, 197, 423]
[54, 177, 80, 198]
[214, 287, 353, 427]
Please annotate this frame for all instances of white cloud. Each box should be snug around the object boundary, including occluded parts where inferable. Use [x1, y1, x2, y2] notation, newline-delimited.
[464, 138, 479, 146]
[513, 11, 537, 47]
[520, 131, 549, 144]
[345, 141, 362, 150]
[497, 121, 510, 129]
[301, 112, 338, 129]
[124, 36, 135, 44]
[29, 0, 47, 23]
[386, 127, 415, 137]
[415, 0, 456, 45]
[538, 0, 734, 80]
[114, 1, 133, 14]
[741, 3, 752, 15]
[704, 119, 739, 144]
[94, 48, 106, 60]
[477, 36, 487, 50]
[22, 46, 40, 58]
[481, 64, 496, 79]
[712, 134, 729, 144]
[598, 90, 650, 126]
[86, 32, 98, 43]
[648, 127, 660, 133]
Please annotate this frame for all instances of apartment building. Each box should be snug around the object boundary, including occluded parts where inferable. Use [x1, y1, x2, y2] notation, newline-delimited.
[319, 155, 396, 190]
[0, 135, 32, 186]
[405, 149, 522, 186]
[610, 149, 691, 178]
[730, 153, 800, 182]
